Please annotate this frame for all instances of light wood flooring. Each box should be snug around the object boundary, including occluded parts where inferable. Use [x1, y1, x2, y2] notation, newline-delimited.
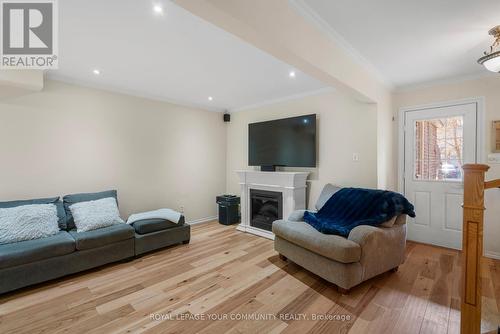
[0, 222, 499, 334]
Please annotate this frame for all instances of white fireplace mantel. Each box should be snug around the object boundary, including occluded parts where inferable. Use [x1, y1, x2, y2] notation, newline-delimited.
[236, 170, 309, 239]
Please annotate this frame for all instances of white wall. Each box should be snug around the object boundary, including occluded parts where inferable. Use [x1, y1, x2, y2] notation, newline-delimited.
[393, 75, 500, 259]
[0, 80, 226, 222]
[0, 70, 43, 99]
[226, 91, 378, 209]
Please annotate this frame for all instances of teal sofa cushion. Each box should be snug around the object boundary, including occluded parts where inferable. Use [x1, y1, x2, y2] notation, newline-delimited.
[0, 197, 67, 230]
[132, 216, 185, 235]
[63, 190, 118, 230]
[0, 231, 75, 269]
[68, 223, 134, 250]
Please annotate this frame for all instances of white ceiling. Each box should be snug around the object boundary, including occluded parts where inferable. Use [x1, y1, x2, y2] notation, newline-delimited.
[48, 0, 327, 111]
[300, 0, 500, 88]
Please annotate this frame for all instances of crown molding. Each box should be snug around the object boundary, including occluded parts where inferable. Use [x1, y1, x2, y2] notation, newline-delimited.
[45, 73, 224, 112]
[394, 71, 499, 93]
[230, 87, 335, 112]
[289, 0, 394, 90]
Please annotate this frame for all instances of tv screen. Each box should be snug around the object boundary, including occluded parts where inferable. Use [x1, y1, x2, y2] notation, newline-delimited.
[248, 114, 316, 168]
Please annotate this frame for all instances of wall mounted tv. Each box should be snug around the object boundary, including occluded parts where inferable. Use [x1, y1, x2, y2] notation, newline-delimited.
[248, 114, 316, 171]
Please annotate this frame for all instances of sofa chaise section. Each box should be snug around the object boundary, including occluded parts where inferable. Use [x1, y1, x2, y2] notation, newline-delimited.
[132, 216, 190, 256]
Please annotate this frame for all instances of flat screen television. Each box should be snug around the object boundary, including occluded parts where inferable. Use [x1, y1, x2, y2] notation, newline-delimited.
[248, 114, 316, 171]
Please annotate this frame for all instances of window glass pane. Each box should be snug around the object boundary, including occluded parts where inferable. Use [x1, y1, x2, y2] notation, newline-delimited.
[414, 116, 463, 181]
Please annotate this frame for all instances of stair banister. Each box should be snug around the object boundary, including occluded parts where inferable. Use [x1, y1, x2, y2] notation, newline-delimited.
[461, 164, 500, 334]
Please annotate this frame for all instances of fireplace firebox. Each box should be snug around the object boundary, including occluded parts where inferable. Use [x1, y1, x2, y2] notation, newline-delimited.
[250, 189, 283, 232]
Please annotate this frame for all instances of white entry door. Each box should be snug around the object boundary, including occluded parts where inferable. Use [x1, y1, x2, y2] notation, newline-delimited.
[403, 102, 478, 249]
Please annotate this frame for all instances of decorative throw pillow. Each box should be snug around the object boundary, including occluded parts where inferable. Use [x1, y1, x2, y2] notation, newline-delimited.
[0, 204, 60, 245]
[0, 197, 67, 230]
[69, 197, 124, 232]
[63, 190, 118, 231]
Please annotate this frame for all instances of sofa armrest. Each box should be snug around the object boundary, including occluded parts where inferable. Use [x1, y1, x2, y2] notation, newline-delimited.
[287, 210, 316, 222]
[348, 225, 380, 246]
[348, 224, 406, 280]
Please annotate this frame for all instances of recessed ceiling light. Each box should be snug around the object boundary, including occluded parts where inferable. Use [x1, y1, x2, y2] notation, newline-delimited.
[93, 69, 100, 75]
[289, 70, 296, 78]
[153, 5, 163, 14]
[208, 96, 213, 101]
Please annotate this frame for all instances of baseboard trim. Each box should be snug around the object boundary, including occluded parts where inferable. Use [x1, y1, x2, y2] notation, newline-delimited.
[187, 216, 217, 225]
[484, 251, 500, 260]
[408, 239, 500, 260]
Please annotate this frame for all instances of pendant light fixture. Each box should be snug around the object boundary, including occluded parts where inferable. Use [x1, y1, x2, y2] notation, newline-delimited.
[478, 26, 500, 73]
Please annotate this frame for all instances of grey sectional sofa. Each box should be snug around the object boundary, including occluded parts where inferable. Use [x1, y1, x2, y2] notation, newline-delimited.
[0, 190, 190, 294]
[272, 184, 407, 293]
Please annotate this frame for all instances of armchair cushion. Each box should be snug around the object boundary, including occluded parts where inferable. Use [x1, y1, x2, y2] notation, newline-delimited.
[306, 188, 415, 237]
[379, 216, 397, 228]
[287, 210, 314, 222]
[394, 214, 407, 225]
[315, 184, 341, 211]
[272, 220, 361, 263]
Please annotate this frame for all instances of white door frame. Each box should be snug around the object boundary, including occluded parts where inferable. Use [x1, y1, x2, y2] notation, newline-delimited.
[398, 97, 486, 195]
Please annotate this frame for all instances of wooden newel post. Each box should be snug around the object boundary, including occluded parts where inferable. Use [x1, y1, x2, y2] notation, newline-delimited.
[461, 164, 489, 334]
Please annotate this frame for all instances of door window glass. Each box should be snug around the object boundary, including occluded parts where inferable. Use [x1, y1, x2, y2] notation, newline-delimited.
[414, 116, 463, 181]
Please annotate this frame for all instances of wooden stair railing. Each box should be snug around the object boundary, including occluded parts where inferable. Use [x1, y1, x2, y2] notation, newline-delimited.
[461, 164, 500, 334]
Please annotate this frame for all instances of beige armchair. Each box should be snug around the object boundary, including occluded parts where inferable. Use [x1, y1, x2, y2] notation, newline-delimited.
[272, 184, 407, 293]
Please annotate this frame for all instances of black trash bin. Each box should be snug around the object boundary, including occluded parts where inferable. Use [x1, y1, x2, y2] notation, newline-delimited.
[216, 195, 240, 225]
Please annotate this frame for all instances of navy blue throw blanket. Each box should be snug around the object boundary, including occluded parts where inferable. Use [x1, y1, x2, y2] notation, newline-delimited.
[303, 188, 415, 237]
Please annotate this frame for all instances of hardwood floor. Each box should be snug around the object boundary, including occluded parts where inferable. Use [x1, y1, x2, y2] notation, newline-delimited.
[0, 222, 499, 334]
